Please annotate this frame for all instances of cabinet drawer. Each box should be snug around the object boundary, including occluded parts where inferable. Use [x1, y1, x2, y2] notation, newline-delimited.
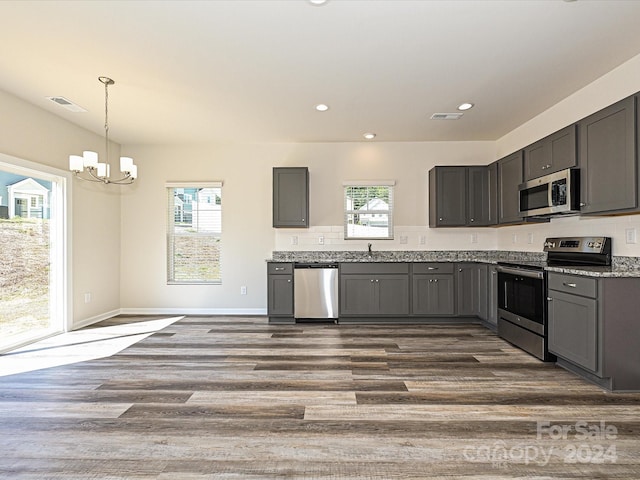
[548, 273, 597, 298]
[268, 263, 293, 274]
[340, 262, 409, 275]
[413, 263, 454, 274]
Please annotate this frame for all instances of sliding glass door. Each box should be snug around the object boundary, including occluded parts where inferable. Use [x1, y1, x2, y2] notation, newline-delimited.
[0, 155, 68, 352]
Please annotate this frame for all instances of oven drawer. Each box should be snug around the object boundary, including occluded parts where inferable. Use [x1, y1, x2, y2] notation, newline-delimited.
[548, 273, 597, 298]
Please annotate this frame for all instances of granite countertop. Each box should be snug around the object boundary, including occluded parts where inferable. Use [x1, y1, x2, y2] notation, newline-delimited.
[268, 250, 640, 278]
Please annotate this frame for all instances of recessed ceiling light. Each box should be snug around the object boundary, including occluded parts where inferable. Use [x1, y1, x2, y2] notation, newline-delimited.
[315, 104, 329, 112]
[457, 102, 474, 111]
[309, 0, 328, 5]
[363, 133, 376, 140]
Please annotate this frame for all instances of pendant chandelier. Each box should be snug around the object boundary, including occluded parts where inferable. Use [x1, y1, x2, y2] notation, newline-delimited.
[69, 76, 138, 184]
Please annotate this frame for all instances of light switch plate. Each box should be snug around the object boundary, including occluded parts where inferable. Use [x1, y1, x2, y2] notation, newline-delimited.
[471, 233, 478, 244]
[626, 228, 637, 244]
[400, 235, 408, 244]
[419, 235, 426, 245]
[291, 236, 298, 245]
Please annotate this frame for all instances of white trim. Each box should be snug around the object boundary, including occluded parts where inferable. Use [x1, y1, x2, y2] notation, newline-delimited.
[342, 180, 395, 186]
[71, 309, 122, 330]
[166, 181, 223, 188]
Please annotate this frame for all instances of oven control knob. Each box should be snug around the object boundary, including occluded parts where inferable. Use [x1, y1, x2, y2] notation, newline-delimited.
[593, 241, 602, 249]
[544, 241, 555, 248]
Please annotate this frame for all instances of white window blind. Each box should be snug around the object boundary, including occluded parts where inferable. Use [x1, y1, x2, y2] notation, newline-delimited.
[167, 183, 222, 284]
[343, 181, 394, 239]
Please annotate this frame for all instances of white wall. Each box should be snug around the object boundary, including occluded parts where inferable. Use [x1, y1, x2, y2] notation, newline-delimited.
[0, 88, 122, 327]
[119, 141, 495, 313]
[495, 52, 640, 257]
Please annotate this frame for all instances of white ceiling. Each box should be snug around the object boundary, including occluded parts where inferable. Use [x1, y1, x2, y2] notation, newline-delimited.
[2, 0, 640, 145]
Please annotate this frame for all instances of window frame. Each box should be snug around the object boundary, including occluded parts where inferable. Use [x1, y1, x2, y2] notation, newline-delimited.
[166, 181, 223, 285]
[343, 180, 395, 240]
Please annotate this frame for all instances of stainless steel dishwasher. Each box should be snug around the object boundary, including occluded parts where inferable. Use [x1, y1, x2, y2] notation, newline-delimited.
[294, 263, 339, 320]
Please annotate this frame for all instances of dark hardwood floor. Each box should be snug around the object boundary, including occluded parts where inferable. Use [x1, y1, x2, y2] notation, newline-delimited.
[1, 316, 640, 479]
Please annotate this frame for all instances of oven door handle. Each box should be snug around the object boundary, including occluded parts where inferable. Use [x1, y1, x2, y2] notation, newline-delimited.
[495, 265, 545, 280]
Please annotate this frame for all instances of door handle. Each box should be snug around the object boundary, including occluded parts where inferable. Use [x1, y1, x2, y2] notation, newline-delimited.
[562, 282, 577, 288]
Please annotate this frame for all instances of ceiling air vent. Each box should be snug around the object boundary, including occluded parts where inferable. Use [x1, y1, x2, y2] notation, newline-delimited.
[46, 96, 87, 113]
[430, 113, 463, 120]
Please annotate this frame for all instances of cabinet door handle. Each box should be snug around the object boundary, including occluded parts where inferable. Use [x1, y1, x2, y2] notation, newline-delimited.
[459, 268, 463, 272]
[563, 282, 577, 288]
[287, 279, 291, 283]
[580, 202, 587, 207]
[275, 267, 285, 271]
[375, 279, 379, 283]
[427, 267, 439, 270]
[547, 296, 553, 301]
[439, 217, 443, 221]
[470, 218, 474, 222]
[370, 279, 374, 283]
[434, 279, 438, 283]
[429, 279, 433, 283]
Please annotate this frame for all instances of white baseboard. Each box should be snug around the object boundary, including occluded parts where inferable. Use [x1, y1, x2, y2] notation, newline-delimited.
[119, 307, 268, 316]
[72, 309, 121, 330]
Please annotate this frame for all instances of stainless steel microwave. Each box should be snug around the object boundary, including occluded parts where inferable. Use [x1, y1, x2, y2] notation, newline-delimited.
[518, 168, 580, 217]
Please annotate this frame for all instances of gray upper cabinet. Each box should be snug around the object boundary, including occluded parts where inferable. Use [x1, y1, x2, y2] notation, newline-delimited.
[429, 166, 467, 227]
[579, 96, 638, 215]
[497, 151, 524, 224]
[524, 124, 577, 181]
[273, 167, 309, 228]
[429, 166, 490, 227]
[467, 166, 490, 226]
[487, 161, 499, 226]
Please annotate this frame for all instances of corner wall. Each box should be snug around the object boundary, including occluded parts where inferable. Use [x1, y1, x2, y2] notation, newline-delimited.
[0, 88, 122, 327]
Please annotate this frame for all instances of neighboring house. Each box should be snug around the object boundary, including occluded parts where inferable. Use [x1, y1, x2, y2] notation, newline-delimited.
[0, 174, 51, 219]
[358, 198, 389, 226]
[173, 187, 221, 232]
[191, 187, 222, 233]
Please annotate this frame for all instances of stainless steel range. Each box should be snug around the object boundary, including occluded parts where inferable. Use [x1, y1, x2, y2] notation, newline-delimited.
[496, 236, 611, 361]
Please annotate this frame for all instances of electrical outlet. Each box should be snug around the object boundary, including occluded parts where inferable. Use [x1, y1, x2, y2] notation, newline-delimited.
[626, 228, 637, 244]
[291, 236, 298, 245]
[419, 235, 426, 245]
[240, 286, 247, 295]
[400, 235, 408, 244]
[318, 236, 324, 245]
[512, 234, 518, 244]
[528, 233, 534, 244]
[471, 233, 478, 244]
[84, 292, 91, 303]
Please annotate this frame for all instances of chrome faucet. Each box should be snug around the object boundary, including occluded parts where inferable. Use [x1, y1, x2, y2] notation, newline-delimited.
[367, 243, 373, 257]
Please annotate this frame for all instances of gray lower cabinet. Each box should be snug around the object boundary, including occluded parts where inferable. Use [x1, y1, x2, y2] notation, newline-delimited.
[456, 263, 488, 319]
[267, 262, 294, 321]
[487, 265, 498, 326]
[497, 151, 524, 224]
[273, 167, 309, 228]
[548, 289, 598, 372]
[547, 272, 640, 391]
[412, 263, 455, 315]
[579, 96, 638, 215]
[340, 263, 409, 317]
